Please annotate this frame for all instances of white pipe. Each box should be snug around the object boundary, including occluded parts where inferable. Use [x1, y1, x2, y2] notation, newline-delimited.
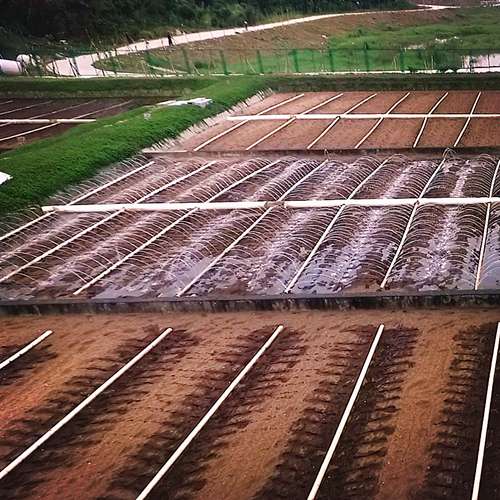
[355, 92, 410, 149]
[0, 327, 173, 481]
[0, 330, 53, 371]
[1, 161, 212, 283]
[471, 322, 500, 500]
[0, 59, 22, 75]
[307, 117, 340, 150]
[475, 159, 500, 290]
[0, 100, 133, 144]
[176, 160, 329, 297]
[228, 112, 500, 121]
[135, 325, 284, 500]
[193, 94, 305, 152]
[454, 92, 482, 148]
[73, 158, 284, 296]
[0, 119, 95, 124]
[43, 196, 500, 214]
[413, 92, 448, 148]
[70, 160, 155, 205]
[0, 160, 154, 244]
[379, 157, 446, 289]
[284, 157, 391, 293]
[0, 210, 123, 284]
[306, 324, 385, 500]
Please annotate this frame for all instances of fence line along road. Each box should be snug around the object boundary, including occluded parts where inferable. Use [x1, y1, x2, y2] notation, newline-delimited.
[51, 5, 451, 77]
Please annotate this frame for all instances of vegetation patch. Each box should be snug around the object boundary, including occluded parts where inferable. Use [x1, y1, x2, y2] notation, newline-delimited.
[0, 77, 267, 216]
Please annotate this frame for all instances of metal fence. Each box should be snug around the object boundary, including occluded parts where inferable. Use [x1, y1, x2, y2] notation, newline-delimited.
[7, 46, 500, 77]
[97, 46, 500, 76]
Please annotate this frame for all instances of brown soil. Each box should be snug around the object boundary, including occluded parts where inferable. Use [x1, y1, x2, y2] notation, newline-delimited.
[176, 93, 301, 151]
[309, 91, 374, 114]
[390, 91, 444, 114]
[0, 308, 499, 500]
[362, 117, 423, 148]
[460, 117, 500, 147]
[0, 98, 151, 150]
[350, 91, 408, 114]
[262, 92, 338, 114]
[204, 120, 284, 150]
[314, 118, 379, 149]
[418, 117, 466, 147]
[474, 91, 500, 114]
[254, 118, 332, 149]
[433, 90, 478, 114]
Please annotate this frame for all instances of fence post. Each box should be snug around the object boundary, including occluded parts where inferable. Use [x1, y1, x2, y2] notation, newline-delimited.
[220, 50, 229, 75]
[364, 43, 370, 72]
[292, 48, 300, 73]
[111, 50, 119, 76]
[257, 50, 264, 73]
[328, 48, 335, 72]
[398, 48, 406, 73]
[311, 49, 316, 72]
[182, 49, 191, 74]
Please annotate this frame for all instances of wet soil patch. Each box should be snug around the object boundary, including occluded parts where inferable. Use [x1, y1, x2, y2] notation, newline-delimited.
[0, 327, 198, 500]
[411, 322, 496, 500]
[101, 325, 303, 500]
[314, 326, 418, 500]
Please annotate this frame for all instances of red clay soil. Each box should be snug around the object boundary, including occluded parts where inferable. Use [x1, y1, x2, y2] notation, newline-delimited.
[261, 92, 339, 114]
[0, 308, 499, 500]
[237, 92, 301, 115]
[433, 90, 478, 114]
[391, 91, 444, 114]
[254, 118, 333, 149]
[362, 118, 424, 148]
[418, 117, 466, 148]
[204, 120, 284, 150]
[0, 98, 150, 150]
[309, 91, 374, 114]
[474, 91, 500, 114]
[459, 117, 500, 147]
[350, 91, 408, 114]
[314, 118, 378, 149]
[174, 93, 301, 151]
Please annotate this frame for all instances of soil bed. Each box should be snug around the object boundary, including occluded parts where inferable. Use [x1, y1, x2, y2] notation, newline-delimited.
[0, 308, 499, 500]
[418, 117, 466, 147]
[314, 118, 378, 149]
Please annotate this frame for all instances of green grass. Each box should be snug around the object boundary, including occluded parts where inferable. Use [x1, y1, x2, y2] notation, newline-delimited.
[0, 76, 268, 216]
[329, 7, 500, 50]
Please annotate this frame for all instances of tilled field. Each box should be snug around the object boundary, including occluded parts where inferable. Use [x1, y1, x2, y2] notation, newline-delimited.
[1, 153, 500, 301]
[162, 91, 500, 153]
[0, 309, 499, 500]
[0, 98, 154, 150]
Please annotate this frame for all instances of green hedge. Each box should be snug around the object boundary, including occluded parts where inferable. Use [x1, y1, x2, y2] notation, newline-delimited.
[267, 73, 500, 92]
[0, 76, 268, 216]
